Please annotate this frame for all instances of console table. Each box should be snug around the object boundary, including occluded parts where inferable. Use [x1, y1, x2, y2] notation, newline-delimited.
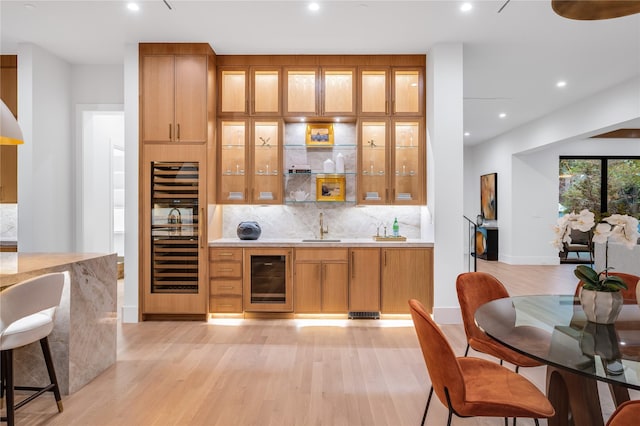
[0, 252, 117, 394]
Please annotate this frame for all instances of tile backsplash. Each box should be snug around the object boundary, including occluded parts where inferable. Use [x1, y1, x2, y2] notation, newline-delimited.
[0, 204, 17, 241]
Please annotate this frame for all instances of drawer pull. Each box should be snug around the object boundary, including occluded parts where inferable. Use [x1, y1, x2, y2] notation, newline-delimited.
[219, 268, 234, 272]
[219, 286, 234, 290]
[218, 252, 234, 256]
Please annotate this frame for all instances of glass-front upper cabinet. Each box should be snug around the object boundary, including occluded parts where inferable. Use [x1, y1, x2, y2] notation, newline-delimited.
[284, 67, 318, 116]
[218, 120, 248, 202]
[219, 68, 248, 115]
[284, 67, 355, 117]
[321, 68, 356, 117]
[251, 68, 281, 115]
[218, 119, 282, 204]
[392, 68, 423, 116]
[251, 120, 282, 204]
[358, 118, 424, 205]
[391, 119, 424, 204]
[358, 120, 388, 204]
[358, 67, 423, 117]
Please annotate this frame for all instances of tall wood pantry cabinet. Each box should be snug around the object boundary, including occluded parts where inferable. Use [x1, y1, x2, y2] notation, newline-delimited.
[139, 43, 216, 320]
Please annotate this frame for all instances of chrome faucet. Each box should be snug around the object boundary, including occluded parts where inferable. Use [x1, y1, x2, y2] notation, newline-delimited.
[319, 212, 329, 239]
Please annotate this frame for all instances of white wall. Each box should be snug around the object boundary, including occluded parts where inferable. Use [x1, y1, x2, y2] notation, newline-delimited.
[427, 43, 464, 323]
[71, 65, 124, 105]
[17, 43, 73, 252]
[465, 76, 640, 265]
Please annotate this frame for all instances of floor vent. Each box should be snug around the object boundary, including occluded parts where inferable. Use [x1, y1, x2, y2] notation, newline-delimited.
[348, 311, 380, 320]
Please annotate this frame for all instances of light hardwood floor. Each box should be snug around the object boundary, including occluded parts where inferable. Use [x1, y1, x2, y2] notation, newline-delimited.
[4, 261, 631, 425]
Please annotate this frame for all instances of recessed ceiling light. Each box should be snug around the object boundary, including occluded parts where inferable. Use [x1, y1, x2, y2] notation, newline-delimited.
[464, 132, 470, 136]
[309, 2, 320, 12]
[556, 81, 567, 88]
[127, 3, 140, 12]
[460, 3, 473, 12]
[499, 113, 507, 119]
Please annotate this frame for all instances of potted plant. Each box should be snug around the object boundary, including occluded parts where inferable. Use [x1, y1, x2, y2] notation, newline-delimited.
[553, 211, 640, 324]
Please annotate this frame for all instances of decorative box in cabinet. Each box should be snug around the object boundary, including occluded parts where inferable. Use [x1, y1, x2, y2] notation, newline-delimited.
[209, 248, 243, 313]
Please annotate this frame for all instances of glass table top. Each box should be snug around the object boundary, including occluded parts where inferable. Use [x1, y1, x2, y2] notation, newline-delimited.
[475, 295, 640, 390]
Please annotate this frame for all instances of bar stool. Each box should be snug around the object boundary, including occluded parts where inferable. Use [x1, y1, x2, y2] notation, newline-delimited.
[1, 272, 65, 426]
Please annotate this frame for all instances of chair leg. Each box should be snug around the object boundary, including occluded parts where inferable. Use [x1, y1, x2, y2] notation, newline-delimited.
[40, 337, 63, 412]
[515, 365, 520, 373]
[464, 343, 470, 357]
[1, 349, 15, 426]
[421, 386, 433, 426]
[534, 419, 539, 426]
[446, 407, 453, 426]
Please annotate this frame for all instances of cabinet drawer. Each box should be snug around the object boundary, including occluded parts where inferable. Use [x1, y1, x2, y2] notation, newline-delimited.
[210, 262, 242, 278]
[210, 295, 243, 313]
[295, 248, 348, 262]
[209, 248, 243, 262]
[210, 279, 243, 296]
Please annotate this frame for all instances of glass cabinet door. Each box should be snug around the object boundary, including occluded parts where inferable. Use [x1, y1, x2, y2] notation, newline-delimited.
[252, 68, 280, 115]
[252, 120, 282, 204]
[322, 68, 355, 116]
[219, 120, 248, 203]
[359, 68, 389, 115]
[393, 69, 422, 115]
[219, 68, 248, 114]
[284, 68, 318, 116]
[392, 120, 423, 204]
[359, 120, 388, 204]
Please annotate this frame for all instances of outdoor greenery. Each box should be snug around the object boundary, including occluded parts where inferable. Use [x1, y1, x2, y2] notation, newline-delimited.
[559, 158, 640, 220]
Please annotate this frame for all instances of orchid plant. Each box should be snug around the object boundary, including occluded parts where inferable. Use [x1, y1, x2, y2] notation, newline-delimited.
[553, 210, 640, 292]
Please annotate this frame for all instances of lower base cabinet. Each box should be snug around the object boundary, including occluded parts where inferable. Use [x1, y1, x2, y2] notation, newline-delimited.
[208, 245, 433, 316]
[294, 248, 349, 313]
[381, 248, 433, 314]
[349, 248, 381, 312]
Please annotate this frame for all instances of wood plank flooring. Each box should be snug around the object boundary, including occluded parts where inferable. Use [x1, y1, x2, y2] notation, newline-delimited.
[3, 261, 634, 425]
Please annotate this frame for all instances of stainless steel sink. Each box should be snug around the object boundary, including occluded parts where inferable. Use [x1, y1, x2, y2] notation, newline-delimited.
[301, 239, 341, 242]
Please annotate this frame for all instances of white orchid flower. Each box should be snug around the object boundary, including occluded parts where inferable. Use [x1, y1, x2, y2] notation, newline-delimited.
[592, 223, 612, 244]
[604, 214, 640, 249]
[573, 209, 595, 232]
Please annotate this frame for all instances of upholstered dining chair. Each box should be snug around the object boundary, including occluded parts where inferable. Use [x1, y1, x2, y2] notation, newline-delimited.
[574, 272, 640, 302]
[606, 400, 640, 426]
[456, 272, 543, 372]
[0, 272, 65, 426]
[408, 299, 555, 426]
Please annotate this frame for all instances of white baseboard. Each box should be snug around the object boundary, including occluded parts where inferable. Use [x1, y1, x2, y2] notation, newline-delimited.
[121, 305, 139, 323]
[432, 306, 462, 324]
[499, 254, 561, 265]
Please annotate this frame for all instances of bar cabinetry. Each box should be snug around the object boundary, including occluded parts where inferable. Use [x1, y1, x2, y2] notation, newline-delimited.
[294, 248, 349, 313]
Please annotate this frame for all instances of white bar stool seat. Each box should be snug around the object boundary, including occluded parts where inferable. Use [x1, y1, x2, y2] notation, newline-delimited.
[1, 272, 65, 426]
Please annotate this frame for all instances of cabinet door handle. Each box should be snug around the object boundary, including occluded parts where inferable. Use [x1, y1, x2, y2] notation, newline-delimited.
[351, 252, 355, 279]
[199, 207, 204, 248]
[392, 100, 396, 114]
[384, 251, 387, 267]
[169, 123, 172, 140]
[385, 100, 389, 115]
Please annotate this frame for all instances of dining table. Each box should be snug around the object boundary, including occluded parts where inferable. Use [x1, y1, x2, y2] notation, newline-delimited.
[475, 295, 640, 426]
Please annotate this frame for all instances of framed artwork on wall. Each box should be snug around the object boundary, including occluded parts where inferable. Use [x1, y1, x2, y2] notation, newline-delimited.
[316, 175, 345, 201]
[305, 124, 334, 146]
[481, 172, 497, 220]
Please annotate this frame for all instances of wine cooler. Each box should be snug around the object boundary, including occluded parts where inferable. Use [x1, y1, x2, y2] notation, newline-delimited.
[151, 161, 200, 294]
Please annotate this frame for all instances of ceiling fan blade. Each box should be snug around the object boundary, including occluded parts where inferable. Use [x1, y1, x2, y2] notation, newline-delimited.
[552, 0, 640, 20]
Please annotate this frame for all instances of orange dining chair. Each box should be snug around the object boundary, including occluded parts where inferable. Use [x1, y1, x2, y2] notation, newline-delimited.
[575, 272, 640, 302]
[408, 299, 555, 426]
[606, 400, 640, 426]
[456, 272, 543, 372]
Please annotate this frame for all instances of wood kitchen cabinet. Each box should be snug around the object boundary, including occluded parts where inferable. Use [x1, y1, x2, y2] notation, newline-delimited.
[349, 248, 380, 312]
[294, 248, 349, 313]
[218, 66, 281, 116]
[358, 118, 425, 205]
[209, 248, 243, 313]
[381, 248, 433, 314]
[359, 67, 424, 116]
[217, 119, 283, 204]
[140, 43, 214, 144]
[284, 67, 355, 118]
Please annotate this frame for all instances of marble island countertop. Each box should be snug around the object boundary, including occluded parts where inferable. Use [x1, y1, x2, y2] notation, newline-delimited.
[209, 237, 433, 248]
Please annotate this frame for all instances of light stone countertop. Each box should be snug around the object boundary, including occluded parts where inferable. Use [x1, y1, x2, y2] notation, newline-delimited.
[209, 237, 434, 248]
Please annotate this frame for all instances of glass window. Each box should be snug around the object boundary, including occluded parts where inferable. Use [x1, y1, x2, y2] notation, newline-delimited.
[559, 158, 601, 216]
[607, 159, 640, 216]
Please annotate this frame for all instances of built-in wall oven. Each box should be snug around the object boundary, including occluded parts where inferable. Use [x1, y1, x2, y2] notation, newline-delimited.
[243, 248, 293, 312]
